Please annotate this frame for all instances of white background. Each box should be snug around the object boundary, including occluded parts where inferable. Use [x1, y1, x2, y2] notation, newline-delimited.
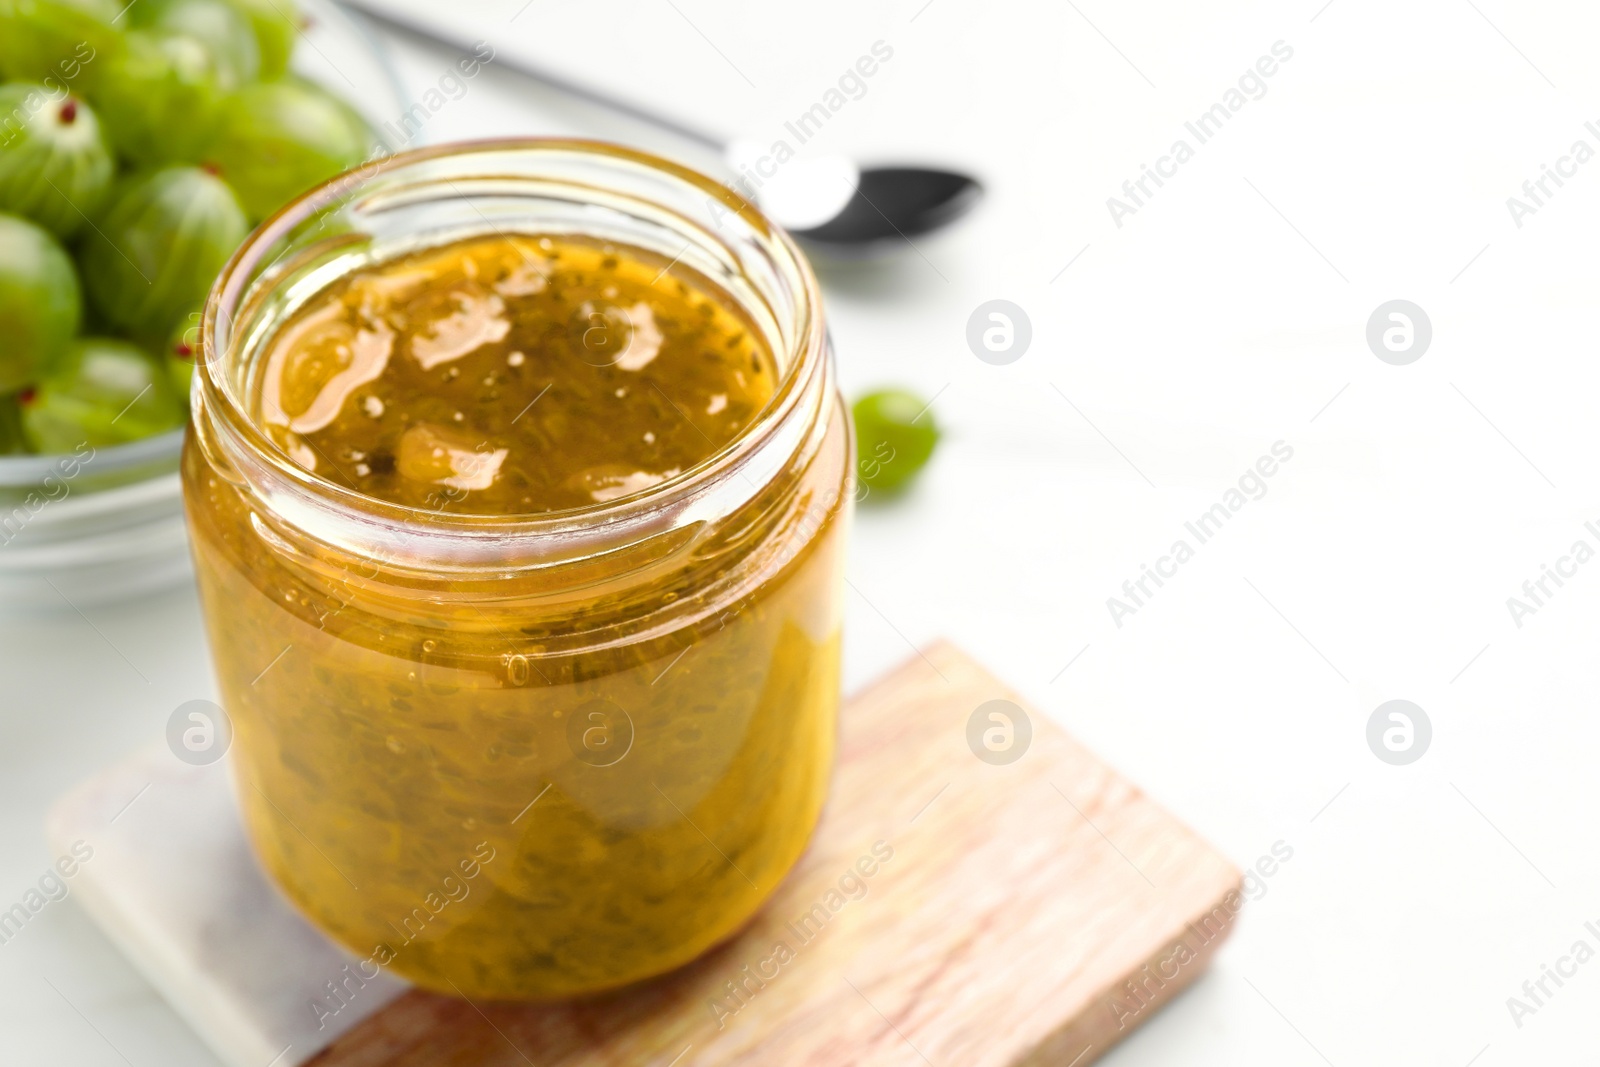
[6, 0, 1600, 1063]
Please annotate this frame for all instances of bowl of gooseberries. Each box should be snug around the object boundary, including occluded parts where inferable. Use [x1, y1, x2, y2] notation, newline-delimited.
[0, 0, 402, 610]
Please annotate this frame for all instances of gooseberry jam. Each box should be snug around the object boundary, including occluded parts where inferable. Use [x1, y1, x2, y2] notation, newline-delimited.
[257, 233, 779, 512]
[183, 142, 850, 998]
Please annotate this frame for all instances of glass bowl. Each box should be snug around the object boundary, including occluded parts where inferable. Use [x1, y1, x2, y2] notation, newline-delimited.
[0, 0, 406, 614]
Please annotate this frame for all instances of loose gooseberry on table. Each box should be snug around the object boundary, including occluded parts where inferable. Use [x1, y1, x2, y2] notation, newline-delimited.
[850, 387, 941, 496]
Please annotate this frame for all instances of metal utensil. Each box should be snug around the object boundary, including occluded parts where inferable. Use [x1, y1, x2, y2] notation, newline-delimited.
[337, 0, 983, 254]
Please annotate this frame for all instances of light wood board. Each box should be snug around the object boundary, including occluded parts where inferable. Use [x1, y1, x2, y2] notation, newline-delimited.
[309, 641, 1243, 1066]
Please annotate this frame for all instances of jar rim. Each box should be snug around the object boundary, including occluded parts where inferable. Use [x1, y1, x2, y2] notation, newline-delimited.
[195, 138, 829, 556]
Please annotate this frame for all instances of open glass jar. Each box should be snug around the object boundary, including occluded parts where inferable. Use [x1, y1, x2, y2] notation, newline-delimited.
[184, 141, 851, 999]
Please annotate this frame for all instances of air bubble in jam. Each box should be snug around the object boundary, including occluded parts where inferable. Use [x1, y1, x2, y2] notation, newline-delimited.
[257, 302, 394, 435]
[496, 258, 550, 297]
[254, 234, 777, 514]
[409, 286, 511, 370]
[564, 464, 682, 504]
[397, 422, 509, 491]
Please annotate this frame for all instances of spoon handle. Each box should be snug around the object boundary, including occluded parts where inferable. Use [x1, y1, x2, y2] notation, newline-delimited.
[335, 0, 727, 151]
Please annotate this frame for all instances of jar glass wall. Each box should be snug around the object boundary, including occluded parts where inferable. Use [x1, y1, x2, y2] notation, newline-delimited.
[183, 141, 851, 999]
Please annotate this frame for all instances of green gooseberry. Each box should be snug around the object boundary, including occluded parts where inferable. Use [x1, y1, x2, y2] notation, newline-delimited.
[226, 0, 297, 79]
[851, 387, 940, 496]
[0, 392, 27, 454]
[19, 336, 186, 451]
[0, 84, 114, 238]
[202, 78, 373, 221]
[130, 0, 259, 88]
[164, 304, 205, 401]
[89, 29, 229, 167]
[78, 166, 248, 341]
[0, 0, 124, 91]
[0, 212, 82, 393]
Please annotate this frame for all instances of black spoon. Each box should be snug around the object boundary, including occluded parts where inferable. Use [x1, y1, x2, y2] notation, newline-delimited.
[786, 165, 985, 254]
[338, 0, 984, 254]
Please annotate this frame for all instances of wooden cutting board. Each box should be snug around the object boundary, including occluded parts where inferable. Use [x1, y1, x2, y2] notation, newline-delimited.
[307, 641, 1243, 1066]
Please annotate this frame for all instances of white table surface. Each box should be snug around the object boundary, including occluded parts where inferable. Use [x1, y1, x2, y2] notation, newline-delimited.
[6, 1, 1600, 1063]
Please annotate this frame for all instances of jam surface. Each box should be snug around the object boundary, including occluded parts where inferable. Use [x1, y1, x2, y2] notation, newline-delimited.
[256, 234, 777, 513]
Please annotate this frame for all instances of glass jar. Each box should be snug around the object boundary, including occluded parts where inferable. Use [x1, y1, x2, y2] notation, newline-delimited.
[183, 140, 851, 999]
